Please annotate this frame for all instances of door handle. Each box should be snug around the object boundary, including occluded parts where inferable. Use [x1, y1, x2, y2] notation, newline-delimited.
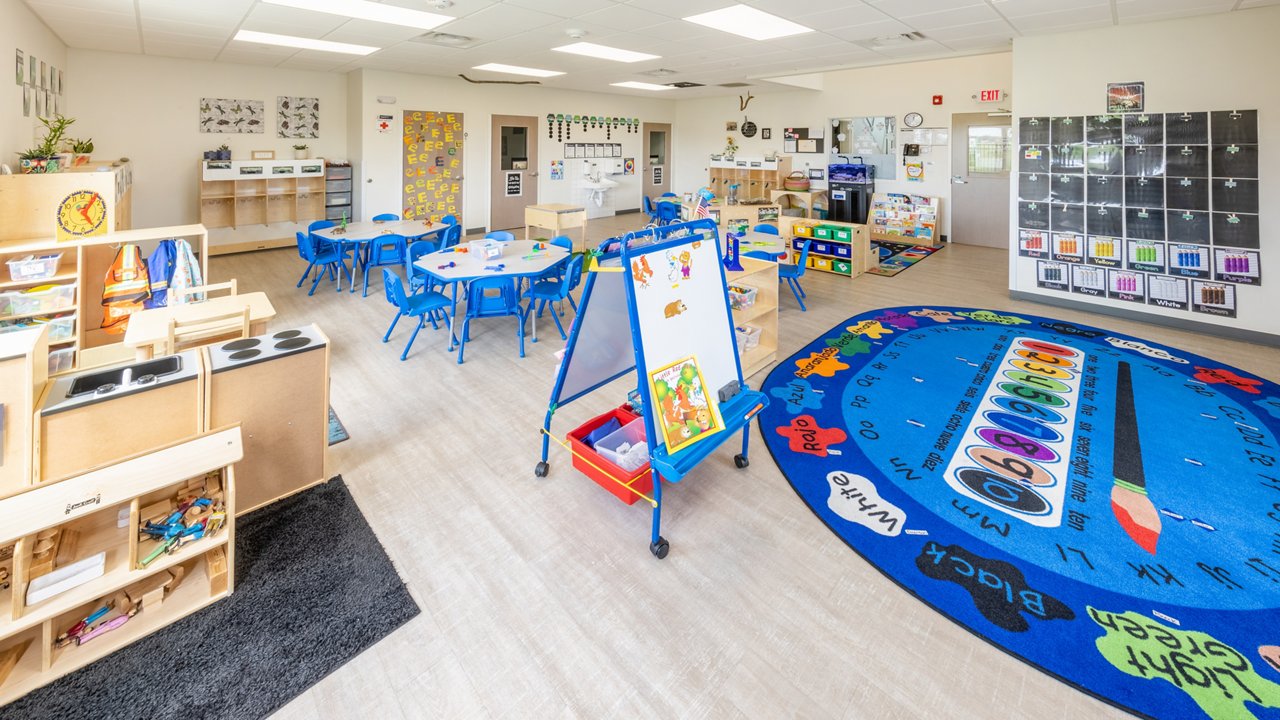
[951, 176, 967, 184]
[529, 172, 539, 177]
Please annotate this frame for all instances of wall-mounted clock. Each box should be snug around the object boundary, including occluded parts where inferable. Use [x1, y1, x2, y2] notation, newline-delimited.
[904, 112, 924, 128]
[741, 120, 757, 138]
[56, 189, 107, 241]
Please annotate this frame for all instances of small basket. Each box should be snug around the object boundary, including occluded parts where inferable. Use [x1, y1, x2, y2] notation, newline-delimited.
[782, 171, 810, 191]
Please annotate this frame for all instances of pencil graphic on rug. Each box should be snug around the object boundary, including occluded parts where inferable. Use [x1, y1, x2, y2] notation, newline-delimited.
[1110, 361, 1162, 554]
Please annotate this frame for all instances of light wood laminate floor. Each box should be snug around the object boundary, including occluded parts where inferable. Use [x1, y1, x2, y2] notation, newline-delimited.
[213, 217, 1279, 719]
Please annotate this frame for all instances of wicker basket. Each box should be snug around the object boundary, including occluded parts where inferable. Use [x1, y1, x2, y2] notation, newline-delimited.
[782, 171, 810, 191]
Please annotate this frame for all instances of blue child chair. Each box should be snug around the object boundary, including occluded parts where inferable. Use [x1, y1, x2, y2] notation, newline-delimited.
[438, 222, 462, 250]
[441, 214, 458, 226]
[753, 223, 779, 235]
[362, 233, 408, 297]
[780, 239, 811, 311]
[485, 230, 515, 242]
[382, 269, 451, 361]
[406, 238, 441, 293]
[526, 255, 583, 342]
[297, 231, 347, 296]
[743, 222, 785, 262]
[373, 213, 400, 221]
[643, 196, 659, 224]
[654, 201, 681, 226]
[457, 277, 526, 364]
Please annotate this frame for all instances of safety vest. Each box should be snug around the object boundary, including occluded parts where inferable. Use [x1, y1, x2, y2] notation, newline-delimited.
[101, 244, 151, 334]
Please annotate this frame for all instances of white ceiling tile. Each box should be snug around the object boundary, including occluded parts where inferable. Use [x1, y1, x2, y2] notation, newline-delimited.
[431, 4, 565, 38]
[320, 19, 428, 44]
[938, 36, 1015, 52]
[241, 4, 350, 34]
[867, 0, 989, 17]
[794, 5, 896, 29]
[575, 4, 670, 31]
[137, 0, 253, 25]
[504, 0, 619, 17]
[901, 4, 1004, 29]
[1115, 0, 1234, 17]
[618, 0, 731, 20]
[824, 19, 917, 42]
[990, 0, 1110, 19]
[27, 0, 134, 12]
[1008, 4, 1115, 31]
[923, 19, 1017, 40]
[144, 42, 221, 61]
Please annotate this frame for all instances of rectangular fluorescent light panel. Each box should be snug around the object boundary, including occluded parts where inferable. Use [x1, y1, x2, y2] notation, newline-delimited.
[262, 0, 453, 30]
[683, 4, 814, 40]
[234, 30, 379, 55]
[611, 81, 674, 91]
[553, 42, 659, 63]
[472, 63, 564, 78]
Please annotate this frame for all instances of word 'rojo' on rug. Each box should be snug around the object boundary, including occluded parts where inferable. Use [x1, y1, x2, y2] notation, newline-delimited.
[758, 305, 1280, 719]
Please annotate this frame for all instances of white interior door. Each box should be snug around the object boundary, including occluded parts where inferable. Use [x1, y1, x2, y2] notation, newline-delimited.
[950, 112, 1012, 247]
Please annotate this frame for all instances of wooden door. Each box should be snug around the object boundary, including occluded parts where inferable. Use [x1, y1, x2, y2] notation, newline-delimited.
[402, 110, 464, 223]
[490, 115, 538, 231]
[643, 122, 671, 199]
[950, 112, 1011, 247]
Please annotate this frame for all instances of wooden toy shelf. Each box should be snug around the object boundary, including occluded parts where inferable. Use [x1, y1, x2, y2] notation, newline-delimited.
[777, 217, 875, 279]
[771, 189, 828, 220]
[707, 156, 792, 203]
[0, 427, 241, 706]
[198, 161, 325, 230]
[726, 257, 778, 378]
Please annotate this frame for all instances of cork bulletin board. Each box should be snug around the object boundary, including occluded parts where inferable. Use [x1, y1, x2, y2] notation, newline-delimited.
[402, 110, 464, 222]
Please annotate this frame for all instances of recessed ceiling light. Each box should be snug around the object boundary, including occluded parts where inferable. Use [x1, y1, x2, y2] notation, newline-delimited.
[234, 30, 379, 55]
[262, 0, 453, 31]
[472, 63, 564, 78]
[553, 42, 659, 63]
[683, 4, 814, 41]
[611, 81, 674, 91]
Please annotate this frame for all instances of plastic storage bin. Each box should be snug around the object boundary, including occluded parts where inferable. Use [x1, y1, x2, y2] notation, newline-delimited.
[48, 347, 75, 374]
[813, 226, 833, 240]
[36, 314, 76, 342]
[568, 406, 652, 505]
[6, 253, 62, 282]
[833, 260, 853, 275]
[793, 223, 817, 237]
[809, 240, 832, 256]
[833, 243, 852, 258]
[810, 256, 833, 272]
[829, 226, 853, 242]
[727, 284, 758, 311]
[736, 324, 762, 349]
[8, 284, 76, 315]
[468, 240, 504, 260]
[594, 419, 649, 473]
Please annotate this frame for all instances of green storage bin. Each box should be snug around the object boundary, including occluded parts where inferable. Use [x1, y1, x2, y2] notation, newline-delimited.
[813, 225, 833, 240]
[833, 260, 852, 275]
[830, 226, 853, 242]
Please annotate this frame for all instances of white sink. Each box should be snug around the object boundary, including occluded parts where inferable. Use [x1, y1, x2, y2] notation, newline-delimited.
[582, 178, 619, 189]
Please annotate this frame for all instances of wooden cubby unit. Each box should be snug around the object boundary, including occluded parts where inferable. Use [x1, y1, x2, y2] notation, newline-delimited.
[199, 160, 325, 230]
[778, 216, 875, 280]
[726, 257, 779, 378]
[0, 427, 242, 706]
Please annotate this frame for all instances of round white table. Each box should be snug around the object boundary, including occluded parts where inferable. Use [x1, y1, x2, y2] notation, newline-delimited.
[314, 219, 451, 293]
[733, 230, 790, 261]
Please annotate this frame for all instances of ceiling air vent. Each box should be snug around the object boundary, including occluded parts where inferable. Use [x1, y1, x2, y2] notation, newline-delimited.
[666, 81, 704, 88]
[411, 32, 479, 49]
[872, 32, 926, 46]
[640, 68, 678, 78]
[718, 82, 751, 87]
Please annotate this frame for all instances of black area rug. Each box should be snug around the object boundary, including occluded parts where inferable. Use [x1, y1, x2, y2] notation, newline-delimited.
[4, 477, 418, 720]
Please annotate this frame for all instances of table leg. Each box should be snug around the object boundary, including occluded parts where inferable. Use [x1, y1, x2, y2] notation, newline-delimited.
[447, 281, 460, 351]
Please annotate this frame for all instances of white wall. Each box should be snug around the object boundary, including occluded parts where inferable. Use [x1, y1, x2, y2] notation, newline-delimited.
[1011, 6, 1279, 339]
[65, 50, 348, 234]
[673, 53, 1013, 238]
[0, 0, 67, 164]
[354, 69, 676, 229]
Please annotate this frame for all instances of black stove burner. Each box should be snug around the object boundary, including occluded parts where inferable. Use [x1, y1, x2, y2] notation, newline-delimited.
[273, 329, 303, 340]
[229, 349, 262, 361]
[222, 338, 262, 351]
[274, 337, 312, 350]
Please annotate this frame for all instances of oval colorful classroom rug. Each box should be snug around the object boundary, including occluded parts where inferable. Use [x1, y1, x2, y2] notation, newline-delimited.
[758, 306, 1280, 719]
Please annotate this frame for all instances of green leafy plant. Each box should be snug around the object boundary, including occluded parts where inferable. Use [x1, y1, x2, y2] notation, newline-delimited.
[292, 143, 309, 151]
[218, 143, 230, 152]
[36, 114, 75, 157]
[69, 138, 94, 154]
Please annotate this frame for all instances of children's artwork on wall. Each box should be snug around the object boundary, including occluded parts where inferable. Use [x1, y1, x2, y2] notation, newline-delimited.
[402, 109, 464, 222]
[762, 128, 771, 140]
[277, 96, 319, 138]
[726, 121, 738, 132]
[905, 160, 925, 182]
[14, 49, 22, 86]
[38, 60, 44, 89]
[200, 98, 265, 134]
[649, 355, 723, 454]
[1106, 82, 1144, 113]
[623, 158, 635, 175]
[550, 160, 564, 180]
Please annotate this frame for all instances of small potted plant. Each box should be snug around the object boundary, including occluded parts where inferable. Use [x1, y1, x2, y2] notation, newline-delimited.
[217, 144, 231, 161]
[293, 143, 309, 160]
[17, 113, 75, 174]
[723, 135, 739, 161]
[68, 138, 94, 166]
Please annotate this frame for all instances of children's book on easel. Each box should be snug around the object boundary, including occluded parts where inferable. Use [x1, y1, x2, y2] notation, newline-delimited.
[536, 219, 769, 558]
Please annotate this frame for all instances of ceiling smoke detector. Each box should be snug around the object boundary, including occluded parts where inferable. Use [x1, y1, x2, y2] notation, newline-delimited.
[565, 28, 588, 39]
[871, 32, 927, 46]
[639, 68, 678, 78]
[430, 0, 454, 8]
[666, 81, 703, 88]
[411, 31, 478, 48]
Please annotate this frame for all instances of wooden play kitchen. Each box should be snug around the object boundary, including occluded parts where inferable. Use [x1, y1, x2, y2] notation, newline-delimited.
[778, 216, 876, 279]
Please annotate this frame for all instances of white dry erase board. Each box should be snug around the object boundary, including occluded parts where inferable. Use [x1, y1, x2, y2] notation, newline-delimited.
[625, 234, 739, 448]
[556, 264, 635, 402]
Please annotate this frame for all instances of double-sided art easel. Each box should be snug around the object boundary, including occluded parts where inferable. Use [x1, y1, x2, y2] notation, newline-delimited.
[536, 218, 769, 558]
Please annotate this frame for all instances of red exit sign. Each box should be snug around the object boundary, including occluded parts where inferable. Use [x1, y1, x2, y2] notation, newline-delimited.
[978, 89, 1003, 103]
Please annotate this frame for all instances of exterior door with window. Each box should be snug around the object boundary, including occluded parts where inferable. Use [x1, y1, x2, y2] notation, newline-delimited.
[490, 115, 538, 231]
[643, 123, 671, 199]
[950, 113, 1012, 248]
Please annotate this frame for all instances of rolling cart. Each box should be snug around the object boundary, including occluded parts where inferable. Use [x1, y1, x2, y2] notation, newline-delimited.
[536, 219, 769, 558]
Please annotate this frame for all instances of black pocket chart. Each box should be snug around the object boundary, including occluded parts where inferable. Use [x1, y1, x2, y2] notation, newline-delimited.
[1019, 173, 1051, 202]
[1212, 212, 1260, 249]
[1087, 145, 1123, 175]
[1052, 203, 1085, 233]
[1020, 117, 1051, 145]
[1051, 117, 1085, 145]
[1123, 114, 1164, 145]
[1165, 145, 1209, 177]
[1126, 207, 1166, 241]
[1087, 176, 1124, 206]
[1125, 177, 1164, 208]
[1210, 110, 1258, 144]
[1211, 178, 1259, 214]
[1019, 201, 1050, 230]
[1124, 146, 1165, 177]
[1165, 112, 1209, 145]
[1019, 146, 1050, 174]
[1166, 177, 1210, 211]
[1086, 115, 1123, 144]
[1052, 175, 1085, 204]
[1211, 144, 1258, 178]
[1051, 145, 1085, 174]
[1087, 206, 1123, 237]
[1166, 211, 1211, 245]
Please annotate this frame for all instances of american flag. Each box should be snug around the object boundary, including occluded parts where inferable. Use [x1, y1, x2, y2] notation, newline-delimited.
[694, 195, 710, 219]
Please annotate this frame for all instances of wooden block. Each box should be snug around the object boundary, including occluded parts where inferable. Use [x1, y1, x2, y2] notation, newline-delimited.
[53, 528, 80, 569]
[141, 586, 165, 610]
[165, 565, 186, 596]
[124, 570, 172, 607]
[0, 638, 33, 687]
[28, 556, 54, 580]
[207, 546, 228, 596]
[140, 500, 173, 526]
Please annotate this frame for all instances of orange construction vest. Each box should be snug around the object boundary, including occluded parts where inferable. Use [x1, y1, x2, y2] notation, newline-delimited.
[101, 244, 152, 334]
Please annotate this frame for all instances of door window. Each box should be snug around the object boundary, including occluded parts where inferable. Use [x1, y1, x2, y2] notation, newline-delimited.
[501, 126, 527, 170]
[968, 125, 1012, 174]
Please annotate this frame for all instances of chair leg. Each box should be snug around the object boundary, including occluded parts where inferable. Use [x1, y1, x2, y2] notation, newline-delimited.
[517, 311, 526, 359]
[550, 303, 567, 340]
[401, 316, 425, 361]
[567, 294, 578, 312]
[308, 266, 325, 296]
[796, 278, 807, 298]
[788, 278, 807, 312]
[383, 311, 401, 342]
[457, 318, 470, 364]
[297, 261, 316, 288]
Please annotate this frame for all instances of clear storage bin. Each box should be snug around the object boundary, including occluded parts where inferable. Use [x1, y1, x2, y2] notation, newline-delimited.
[8, 284, 76, 315]
[727, 284, 758, 311]
[6, 253, 62, 282]
[48, 347, 75, 374]
[736, 324, 762, 350]
[594, 419, 649, 473]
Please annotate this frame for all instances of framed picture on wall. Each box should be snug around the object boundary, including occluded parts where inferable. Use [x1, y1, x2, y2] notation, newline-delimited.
[761, 128, 771, 140]
[1106, 82, 1144, 113]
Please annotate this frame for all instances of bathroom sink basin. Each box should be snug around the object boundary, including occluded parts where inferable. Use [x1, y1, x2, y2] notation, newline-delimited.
[582, 178, 619, 189]
[67, 356, 183, 398]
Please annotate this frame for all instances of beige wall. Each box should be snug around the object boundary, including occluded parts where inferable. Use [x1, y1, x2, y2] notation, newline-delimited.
[673, 52, 1014, 238]
[65, 50, 349, 235]
[0, 0, 67, 164]
[354, 69, 677, 229]
[1011, 6, 1279, 338]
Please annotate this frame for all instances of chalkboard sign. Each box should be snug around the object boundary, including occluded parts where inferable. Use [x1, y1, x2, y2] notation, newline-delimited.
[505, 171, 522, 197]
[653, 166, 664, 186]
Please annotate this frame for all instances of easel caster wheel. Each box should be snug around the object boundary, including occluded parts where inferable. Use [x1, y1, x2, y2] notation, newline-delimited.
[650, 538, 670, 559]
[534, 462, 549, 478]
[734, 454, 749, 469]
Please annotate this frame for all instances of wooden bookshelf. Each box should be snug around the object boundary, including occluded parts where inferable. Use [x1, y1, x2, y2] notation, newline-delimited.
[707, 156, 792, 203]
[778, 217, 875, 279]
[726, 257, 778, 378]
[198, 161, 325, 230]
